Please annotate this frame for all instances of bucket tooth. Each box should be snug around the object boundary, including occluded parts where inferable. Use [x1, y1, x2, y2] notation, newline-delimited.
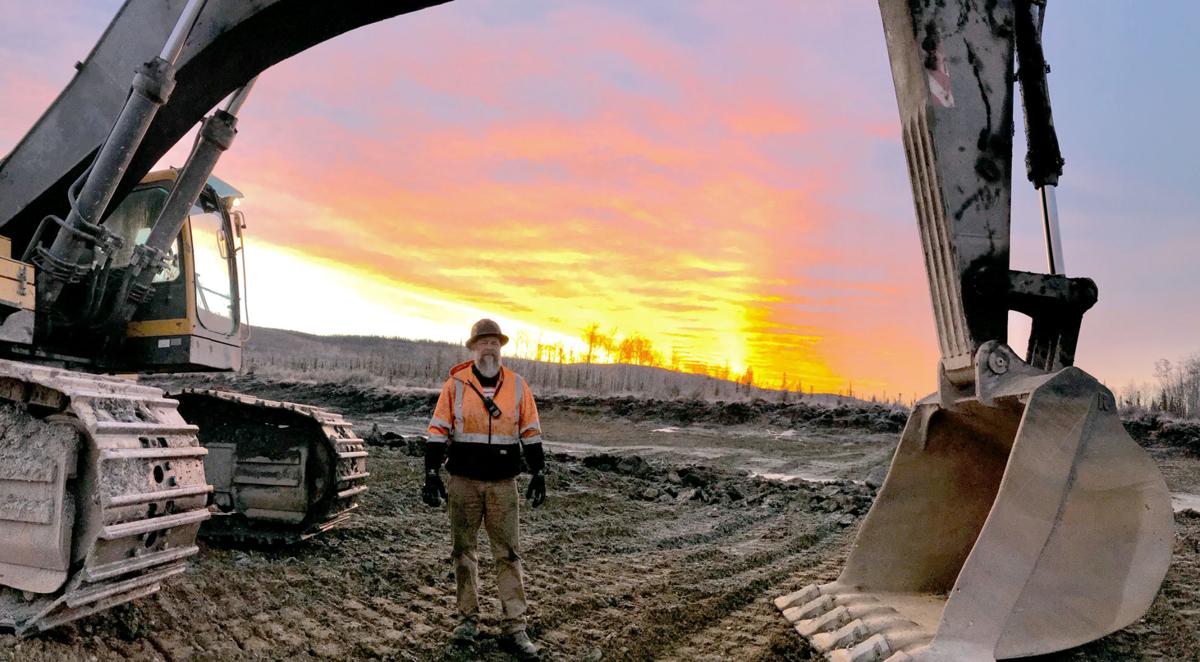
[827, 629, 931, 662]
[813, 612, 907, 652]
[782, 594, 834, 624]
[774, 583, 823, 611]
[830, 633, 891, 662]
[796, 604, 851, 637]
[813, 618, 871, 651]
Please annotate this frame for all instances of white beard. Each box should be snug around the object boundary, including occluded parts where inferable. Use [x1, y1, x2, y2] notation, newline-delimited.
[475, 354, 501, 378]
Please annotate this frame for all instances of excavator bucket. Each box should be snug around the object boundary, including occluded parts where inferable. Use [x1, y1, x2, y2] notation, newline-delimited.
[776, 346, 1173, 660]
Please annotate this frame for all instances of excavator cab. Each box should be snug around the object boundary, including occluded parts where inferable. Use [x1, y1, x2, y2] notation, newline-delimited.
[101, 172, 367, 544]
[104, 170, 244, 373]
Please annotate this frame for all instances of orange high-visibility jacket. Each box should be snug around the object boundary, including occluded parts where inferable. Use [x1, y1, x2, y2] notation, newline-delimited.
[427, 360, 543, 480]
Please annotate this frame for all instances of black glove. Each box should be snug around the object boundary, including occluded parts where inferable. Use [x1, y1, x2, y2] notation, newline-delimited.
[525, 473, 546, 508]
[422, 471, 447, 507]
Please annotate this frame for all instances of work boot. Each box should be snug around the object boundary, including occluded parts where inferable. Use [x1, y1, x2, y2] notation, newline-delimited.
[501, 630, 540, 660]
[450, 617, 478, 644]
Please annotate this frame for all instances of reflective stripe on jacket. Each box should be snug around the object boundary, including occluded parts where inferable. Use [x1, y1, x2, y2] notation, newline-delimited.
[427, 360, 543, 480]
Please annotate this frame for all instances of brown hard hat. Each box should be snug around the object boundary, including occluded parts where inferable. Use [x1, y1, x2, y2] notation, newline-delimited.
[467, 318, 509, 348]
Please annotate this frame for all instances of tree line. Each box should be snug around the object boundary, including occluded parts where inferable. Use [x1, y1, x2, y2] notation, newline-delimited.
[239, 324, 848, 403]
[1118, 353, 1200, 419]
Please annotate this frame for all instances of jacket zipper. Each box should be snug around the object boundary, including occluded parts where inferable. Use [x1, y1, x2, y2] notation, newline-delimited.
[487, 373, 502, 445]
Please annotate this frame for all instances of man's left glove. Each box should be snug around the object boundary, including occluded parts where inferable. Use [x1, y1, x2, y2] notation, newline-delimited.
[422, 470, 447, 507]
[525, 473, 546, 508]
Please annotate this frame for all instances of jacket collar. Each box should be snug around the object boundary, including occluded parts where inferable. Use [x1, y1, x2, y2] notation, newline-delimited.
[449, 360, 507, 389]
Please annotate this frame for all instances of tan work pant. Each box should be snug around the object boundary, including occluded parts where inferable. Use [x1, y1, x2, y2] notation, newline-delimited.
[447, 474, 527, 633]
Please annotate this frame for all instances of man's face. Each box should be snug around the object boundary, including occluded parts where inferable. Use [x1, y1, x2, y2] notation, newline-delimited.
[472, 336, 503, 377]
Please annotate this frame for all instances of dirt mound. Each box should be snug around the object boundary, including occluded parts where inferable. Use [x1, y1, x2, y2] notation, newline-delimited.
[361, 424, 426, 456]
[5, 442, 1195, 661]
[538, 395, 907, 432]
[152, 374, 441, 417]
[1125, 412, 1200, 455]
[152, 375, 908, 433]
[0, 442, 865, 661]
[572, 452, 875, 523]
[14, 375, 1195, 660]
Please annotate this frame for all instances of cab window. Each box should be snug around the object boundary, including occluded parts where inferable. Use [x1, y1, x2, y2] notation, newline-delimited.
[190, 202, 237, 335]
[103, 186, 181, 282]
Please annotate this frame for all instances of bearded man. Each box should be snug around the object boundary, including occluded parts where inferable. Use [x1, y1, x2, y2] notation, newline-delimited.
[423, 318, 546, 660]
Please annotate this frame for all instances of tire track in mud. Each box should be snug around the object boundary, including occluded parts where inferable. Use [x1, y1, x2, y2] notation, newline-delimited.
[609, 522, 849, 661]
[0, 444, 859, 662]
[667, 537, 853, 662]
[520, 474, 852, 662]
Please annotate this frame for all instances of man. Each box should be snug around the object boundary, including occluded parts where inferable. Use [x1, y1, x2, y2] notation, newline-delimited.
[422, 318, 546, 660]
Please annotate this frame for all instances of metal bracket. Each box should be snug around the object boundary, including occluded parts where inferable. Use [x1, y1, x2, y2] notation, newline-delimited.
[974, 340, 1049, 407]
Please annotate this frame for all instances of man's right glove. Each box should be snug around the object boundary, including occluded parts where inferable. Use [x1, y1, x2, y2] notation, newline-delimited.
[422, 470, 447, 507]
[525, 473, 546, 508]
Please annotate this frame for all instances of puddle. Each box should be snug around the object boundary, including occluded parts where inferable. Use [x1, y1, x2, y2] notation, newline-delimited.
[547, 441, 731, 460]
[543, 440, 881, 487]
[1172, 492, 1200, 514]
[358, 415, 432, 437]
[750, 471, 839, 484]
[652, 427, 680, 433]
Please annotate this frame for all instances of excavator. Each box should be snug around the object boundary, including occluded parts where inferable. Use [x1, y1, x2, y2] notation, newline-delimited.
[0, 0, 400, 634]
[0, 0, 1172, 657]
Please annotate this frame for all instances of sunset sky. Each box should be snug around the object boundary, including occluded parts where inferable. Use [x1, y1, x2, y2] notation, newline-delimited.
[2, 1, 1197, 398]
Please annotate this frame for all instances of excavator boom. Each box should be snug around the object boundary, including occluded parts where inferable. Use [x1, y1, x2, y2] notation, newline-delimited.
[0, 0, 448, 254]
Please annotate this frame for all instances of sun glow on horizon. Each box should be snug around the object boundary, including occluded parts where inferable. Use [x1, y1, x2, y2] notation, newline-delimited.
[241, 235, 751, 373]
[241, 237, 588, 353]
[239, 230, 865, 395]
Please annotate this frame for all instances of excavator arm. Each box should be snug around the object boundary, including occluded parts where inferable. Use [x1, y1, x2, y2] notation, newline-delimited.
[881, 0, 1094, 396]
[775, 2, 1172, 660]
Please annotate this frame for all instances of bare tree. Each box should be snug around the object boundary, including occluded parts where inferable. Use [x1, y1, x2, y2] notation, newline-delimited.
[1155, 355, 1200, 418]
[582, 323, 601, 364]
[740, 366, 755, 391]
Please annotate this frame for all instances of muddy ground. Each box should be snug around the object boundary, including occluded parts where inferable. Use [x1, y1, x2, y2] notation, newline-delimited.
[2, 376, 1200, 660]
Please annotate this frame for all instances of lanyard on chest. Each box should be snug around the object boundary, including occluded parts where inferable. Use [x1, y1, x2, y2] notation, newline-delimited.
[465, 379, 503, 418]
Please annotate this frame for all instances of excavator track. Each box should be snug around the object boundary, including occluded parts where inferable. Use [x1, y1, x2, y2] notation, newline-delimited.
[171, 389, 368, 545]
[0, 359, 208, 635]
